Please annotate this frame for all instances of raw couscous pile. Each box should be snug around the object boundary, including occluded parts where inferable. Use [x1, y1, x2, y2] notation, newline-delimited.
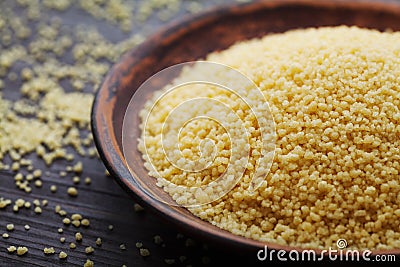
[1, 0, 228, 265]
[139, 26, 400, 250]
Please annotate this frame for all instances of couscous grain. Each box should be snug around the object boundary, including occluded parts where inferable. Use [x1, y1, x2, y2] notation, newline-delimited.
[85, 246, 94, 254]
[84, 259, 94, 267]
[6, 224, 14, 231]
[17, 246, 28, 256]
[67, 187, 78, 197]
[34, 206, 42, 214]
[43, 247, 55, 255]
[75, 232, 82, 242]
[7, 246, 16, 253]
[139, 248, 150, 257]
[81, 219, 90, 227]
[59, 251, 67, 259]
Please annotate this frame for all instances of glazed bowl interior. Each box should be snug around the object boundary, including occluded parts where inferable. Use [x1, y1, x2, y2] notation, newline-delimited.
[92, 0, 400, 255]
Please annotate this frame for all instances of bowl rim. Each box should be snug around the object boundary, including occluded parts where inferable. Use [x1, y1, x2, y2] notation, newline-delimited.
[91, 0, 400, 256]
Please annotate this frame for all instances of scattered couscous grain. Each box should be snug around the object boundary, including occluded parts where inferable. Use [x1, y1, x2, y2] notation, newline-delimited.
[15, 199, 25, 208]
[84, 259, 94, 267]
[24, 201, 31, 209]
[50, 185, 58, 193]
[59, 251, 68, 259]
[43, 247, 55, 255]
[34, 206, 42, 214]
[33, 169, 42, 178]
[67, 187, 78, 197]
[153, 235, 163, 245]
[81, 219, 90, 227]
[69, 242, 76, 249]
[11, 162, 20, 171]
[7, 246, 16, 253]
[34, 179, 42, 187]
[24, 224, 30, 230]
[139, 26, 400, 250]
[6, 223, 14, 231]
[139, 248, 150, 257]
[72, 176, 80, 184]
[85, 246, 94, 254]
[26, 174, 33, 181]
[75, 232, 83, 242]
[62, 218, 71, 225]
[14, 173, 23, 181]
[95, 237, 102, 246]
[84, 177, 91, 185]
[0, 198, 12, 209]
[2, 233, 9, 238]
[55, 205, 61, 213]
[59, 210, 67, 216]
[24, 187, 32, 193]
[13, 205, 19, 212]
[17, 246, 28, 256]
[73, 161, 83, 173]
[71, 214, 82, 220]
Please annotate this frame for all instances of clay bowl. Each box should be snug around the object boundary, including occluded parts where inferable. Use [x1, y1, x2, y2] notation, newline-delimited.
[92, 0, 400, 257]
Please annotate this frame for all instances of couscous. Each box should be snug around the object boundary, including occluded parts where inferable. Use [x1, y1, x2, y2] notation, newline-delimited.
[139, 26, 400, 250]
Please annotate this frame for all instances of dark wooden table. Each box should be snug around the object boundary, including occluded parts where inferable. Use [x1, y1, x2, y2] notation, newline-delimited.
[0, 0, 398, 266]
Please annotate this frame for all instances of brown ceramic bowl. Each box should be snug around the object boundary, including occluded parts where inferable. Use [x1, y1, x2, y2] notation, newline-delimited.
[92, 0, 400, 257]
